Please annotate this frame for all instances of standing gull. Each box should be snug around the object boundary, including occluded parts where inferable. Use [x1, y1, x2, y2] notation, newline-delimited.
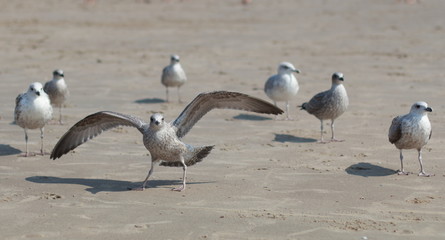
[44, 69, 69, 124]
[300, 72, 349, 142]
[388, 101, 433, 176]
[50, 91, 283, 191]
[161, 54, 187, 103]
[264, 62, 300, 119]
[15, 82, 53, 156]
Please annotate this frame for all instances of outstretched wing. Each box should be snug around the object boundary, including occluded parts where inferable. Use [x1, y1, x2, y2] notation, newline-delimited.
[50, 111, 148, 159]
[172, 91, 283, 138]
[388, 115, 402, 144]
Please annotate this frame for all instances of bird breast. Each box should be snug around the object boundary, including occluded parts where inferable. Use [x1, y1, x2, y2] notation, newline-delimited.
[162, 64, 187, 87]
[17, 96, 53, 129]
[265, 74, 299, 101]
[46, 80, 69, 106]
[143, 126, 187, 161]
[314, 85, 348, 120]
[395, 115, 431, 150]
[331, 85, 349, 115]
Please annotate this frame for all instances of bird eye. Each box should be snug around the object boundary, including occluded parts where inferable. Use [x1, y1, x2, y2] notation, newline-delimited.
[161, 118, 164, 121]
[150, 117, 153, 122]
[30, 87, 34, 91]
[416, 105, 420, 109]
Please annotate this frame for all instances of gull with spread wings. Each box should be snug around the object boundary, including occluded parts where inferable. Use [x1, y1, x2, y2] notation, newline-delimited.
[50, 91, 283, 191]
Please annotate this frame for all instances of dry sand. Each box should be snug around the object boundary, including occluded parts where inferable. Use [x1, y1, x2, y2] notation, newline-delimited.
[1, 0, 445, 239]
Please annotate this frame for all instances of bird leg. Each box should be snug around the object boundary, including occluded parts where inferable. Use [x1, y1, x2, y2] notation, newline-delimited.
[131, 160, 155, 191]
[177, 86, 182, 103]
[330, 120, 344, 142]
[20, 129, 30, 157]
[58, 106, 63, 125]
[39, 127, 45, 155]
[397, 149, 409, 175]
[317, 120, 328, 143]
[417, 149, 433, 177]
[285, 101, 292, 120]
[173, 156, 187, 192]
[165, 87, 169, 102]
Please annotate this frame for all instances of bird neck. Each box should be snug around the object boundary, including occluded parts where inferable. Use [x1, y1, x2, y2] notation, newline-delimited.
[331, 83, 343, 90]
[413, 112, 428, 118]
[149, 124, 163, 131]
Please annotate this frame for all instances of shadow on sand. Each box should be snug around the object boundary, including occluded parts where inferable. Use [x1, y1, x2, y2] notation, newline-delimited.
[0, 144, 22, 156]
[233, 113, 273, 121]
[273, 134, 317, 143]
[26, 176, 214, 194]
[345, 162, 396, 177]
[134, 98, 165, 104]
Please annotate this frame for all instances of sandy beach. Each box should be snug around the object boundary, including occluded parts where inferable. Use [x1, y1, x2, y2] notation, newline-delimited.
[1, 0, 445, 239]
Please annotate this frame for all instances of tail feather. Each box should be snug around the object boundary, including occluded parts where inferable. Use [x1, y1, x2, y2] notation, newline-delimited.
[160, 145, 214, 167]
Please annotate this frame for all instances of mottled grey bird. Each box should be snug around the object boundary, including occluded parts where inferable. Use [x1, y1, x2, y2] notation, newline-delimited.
[300, 72, 349, 142]
[15, 82, 53, 156]
[264, 62, 300, 119]
[44, 69, 69, 124]
[389, 101, 433, 176]
[161, 54, 187, 103]
[50, 91, 283, 191]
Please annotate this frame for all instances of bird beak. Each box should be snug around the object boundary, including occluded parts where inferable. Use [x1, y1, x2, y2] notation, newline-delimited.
[36, 91, 41, 96]
[339, 77, 344, 81]
[60, 74, 64, 77]
[294, 69, 300, 74]
[426, 107, 433, 112]
[155, 121, 160, 125]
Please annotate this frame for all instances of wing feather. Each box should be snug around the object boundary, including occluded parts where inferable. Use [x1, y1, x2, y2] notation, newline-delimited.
[388, 115, 402, 144]
[14, 93, 24, 122]
[172, 91, 283, 138]
[50, 111, 148, 159]
[304, 90, 329, 114]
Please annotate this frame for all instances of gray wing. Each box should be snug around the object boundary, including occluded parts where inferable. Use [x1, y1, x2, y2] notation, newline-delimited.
[50, 111, 148, 159]
[172, 91, 283, 138]
[388, 115, 402, 144]
[43, 81, 51, 92]
[264, 75, 277, 92]
[161, 66, 170, 81]
[304, 90, 329, 114]
[43, 81, 57, 102]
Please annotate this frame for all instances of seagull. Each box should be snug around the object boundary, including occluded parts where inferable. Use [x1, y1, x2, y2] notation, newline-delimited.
[264, 62, 300, 119]
[44, 69, 69, 124]
[388, 101, 433, 176]
[161, 54, 187, 103]
[14, 82, 53, 156]
[299, 72, 349, 143]
[50, 91, 283, 191]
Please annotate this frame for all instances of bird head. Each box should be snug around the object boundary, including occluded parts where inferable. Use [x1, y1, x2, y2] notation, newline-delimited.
[170, 54, 180, 64]
[410, 101, 433, 115]
[28, 82, 44, 97]
[53, 69, 64, 79]
[332, 72, 344, 85]
[150, 113, 165, 129]
[277, 62, 300, 75]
